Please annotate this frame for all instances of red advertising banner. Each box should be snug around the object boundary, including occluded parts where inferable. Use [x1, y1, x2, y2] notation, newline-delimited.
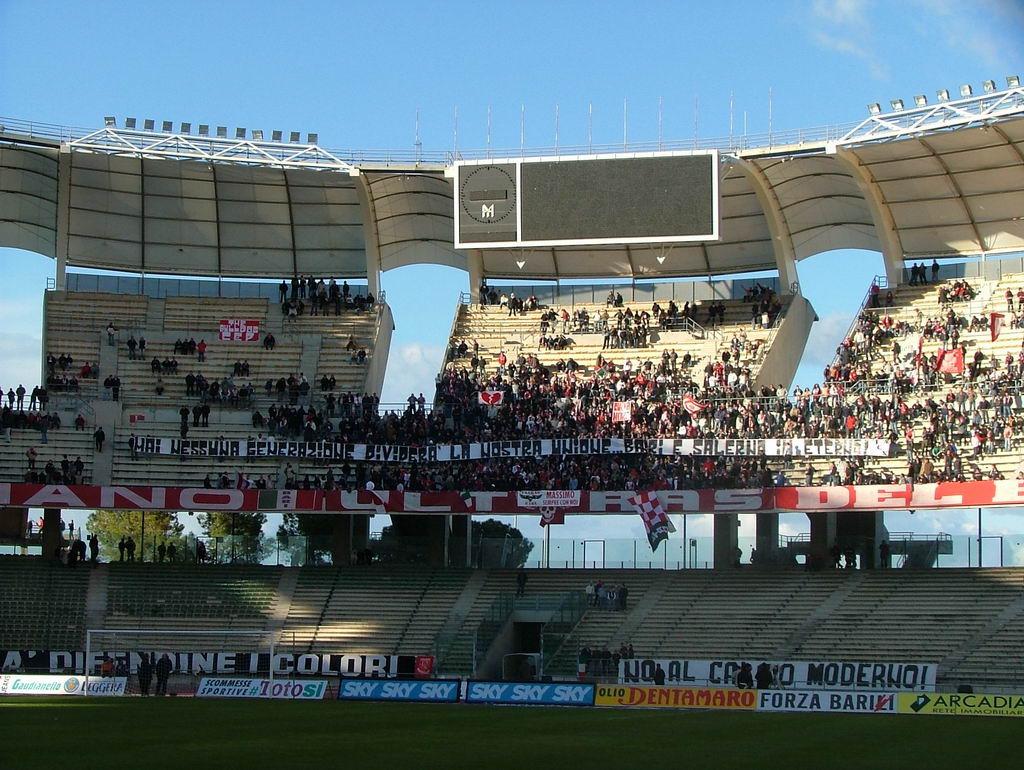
[3, 481, 1024, 515]
[218, 319, 260, 342]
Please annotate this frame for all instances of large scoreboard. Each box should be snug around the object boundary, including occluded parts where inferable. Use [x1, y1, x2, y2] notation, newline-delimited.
[453, 151, 718, 249]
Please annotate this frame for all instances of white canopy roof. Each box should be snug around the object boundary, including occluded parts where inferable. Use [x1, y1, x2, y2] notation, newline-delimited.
[1, 90, 1021, 279]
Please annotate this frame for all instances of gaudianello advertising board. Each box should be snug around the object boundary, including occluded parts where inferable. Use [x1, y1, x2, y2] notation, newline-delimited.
[0, 675, 126, 696]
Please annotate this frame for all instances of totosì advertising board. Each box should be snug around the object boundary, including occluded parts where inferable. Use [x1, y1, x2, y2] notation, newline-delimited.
[337, 679, 461, 703]
[196, 678, 327, 700]
[464, 682, 595, 706]
[618, 658, 937, 692]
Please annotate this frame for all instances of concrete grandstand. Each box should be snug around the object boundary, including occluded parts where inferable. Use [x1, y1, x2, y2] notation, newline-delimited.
[2, 79, 1024, 691]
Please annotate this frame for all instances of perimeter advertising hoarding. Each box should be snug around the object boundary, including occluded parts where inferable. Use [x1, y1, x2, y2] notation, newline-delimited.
[337, 679, 461, 703]
[196, 678, 327, 700]
[0, 675, 126, 696]
[898, 692, 1024, 717]
[595, 684, 756, 710]
[464, 682, 594, 706]
[757, 690, 897, 714]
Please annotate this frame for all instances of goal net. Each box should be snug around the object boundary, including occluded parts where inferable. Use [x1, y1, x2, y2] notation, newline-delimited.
[85, 629, 278, 697]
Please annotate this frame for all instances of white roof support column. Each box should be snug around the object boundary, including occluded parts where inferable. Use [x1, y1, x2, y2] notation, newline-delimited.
[728, 156, 799, 294]
[355, 173, 382, 299]
[54, 147, 72, 290]
[832, 145, 905, 287]
[467, 251, 484, 302]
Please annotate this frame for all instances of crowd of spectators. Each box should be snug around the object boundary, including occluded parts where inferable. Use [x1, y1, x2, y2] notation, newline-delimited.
[280, 276, 375, 318]
[46, 354, 96, 392]
[579, 641, 636, 677]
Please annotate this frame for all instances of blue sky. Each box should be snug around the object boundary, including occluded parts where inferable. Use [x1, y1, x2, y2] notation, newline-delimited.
[1, 0, 1023, 556]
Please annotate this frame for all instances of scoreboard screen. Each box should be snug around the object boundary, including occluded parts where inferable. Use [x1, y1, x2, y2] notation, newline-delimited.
[454, 151, 718, 249]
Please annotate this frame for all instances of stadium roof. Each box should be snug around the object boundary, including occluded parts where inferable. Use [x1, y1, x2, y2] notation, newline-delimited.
[0, 84, 1022, 280]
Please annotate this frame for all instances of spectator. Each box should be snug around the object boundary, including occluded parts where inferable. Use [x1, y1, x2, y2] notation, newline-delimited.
[94, 427, 106, 452]
[154, 654, 173, 696]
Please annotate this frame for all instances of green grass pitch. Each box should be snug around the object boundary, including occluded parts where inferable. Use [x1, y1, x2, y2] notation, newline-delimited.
[0, 697, 1020, 769]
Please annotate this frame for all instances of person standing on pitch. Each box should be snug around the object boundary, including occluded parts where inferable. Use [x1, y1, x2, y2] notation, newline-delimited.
[154, 654, 173, 696]
[138, 653, 153, 696]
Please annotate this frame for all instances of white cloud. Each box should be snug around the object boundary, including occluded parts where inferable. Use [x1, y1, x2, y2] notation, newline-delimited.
[807, 0, 889, 80]
[911, 0, 1024, 71]
[380, 342, 445, 404]
[812, 0, 870, 27]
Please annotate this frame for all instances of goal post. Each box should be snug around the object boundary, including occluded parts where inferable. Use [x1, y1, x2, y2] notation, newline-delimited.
[85, 629, 277, 696]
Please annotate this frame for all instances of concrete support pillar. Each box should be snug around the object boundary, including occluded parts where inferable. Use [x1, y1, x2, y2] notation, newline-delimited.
[834, 147, 905, 288]
[55, 148, 71, 291]
[355, 173, 383, 301]
[468, 251, 485, 303]
[330, 514, 370, 566]
[713, 514, 739, 569]
[427, 516, 449, 568]
[807, 512, 837, 569]
[42, 508, 62, 561]
[755, 513, 779, 565]
[450, 515, 472, 567]
[837, 511, 885, 569]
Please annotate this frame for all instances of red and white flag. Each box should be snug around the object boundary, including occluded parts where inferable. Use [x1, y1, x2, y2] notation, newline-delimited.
[627, 490, 676, 551]
[218, 318, 260, 342]
[682, 393, 708, 416]
[935, 348, 965, 375]
[611, 401, 633, 423]
[539, 507, 565, 527]
[478, 390, 504, 407]
[991, 312, 1005, 343]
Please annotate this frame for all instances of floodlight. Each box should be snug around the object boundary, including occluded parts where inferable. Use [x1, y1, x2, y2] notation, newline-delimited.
[198, 124, 209, 137]
[143, 119, 155, 131]
[252, 129, 263, 141]
[982, 79, 996, 93]
[216, 126, 227, 138]
[271, 130, 282, 142]
[307, 133, 318, 144]
[959, 84, 973, 97]
[104, 116, 116, 127]
[914, 94, 927, 107]
[890, 98, 904, 111]
[125, 117, 137, 129]
[235, 127, 246, 139]
[1008, 75, 1021, 88]
[289, 132, 300, 142]
[867, 103, 881, 116]
[180, 122, 191, 134]
[162, 120, 172, 132]
[936, 89, 950, 102]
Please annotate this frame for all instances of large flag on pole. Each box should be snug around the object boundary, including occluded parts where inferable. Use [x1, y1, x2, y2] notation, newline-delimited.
[627, 490, 676, 551]
[539, 507, 564, 527]
[991, 312, 1005, 343]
